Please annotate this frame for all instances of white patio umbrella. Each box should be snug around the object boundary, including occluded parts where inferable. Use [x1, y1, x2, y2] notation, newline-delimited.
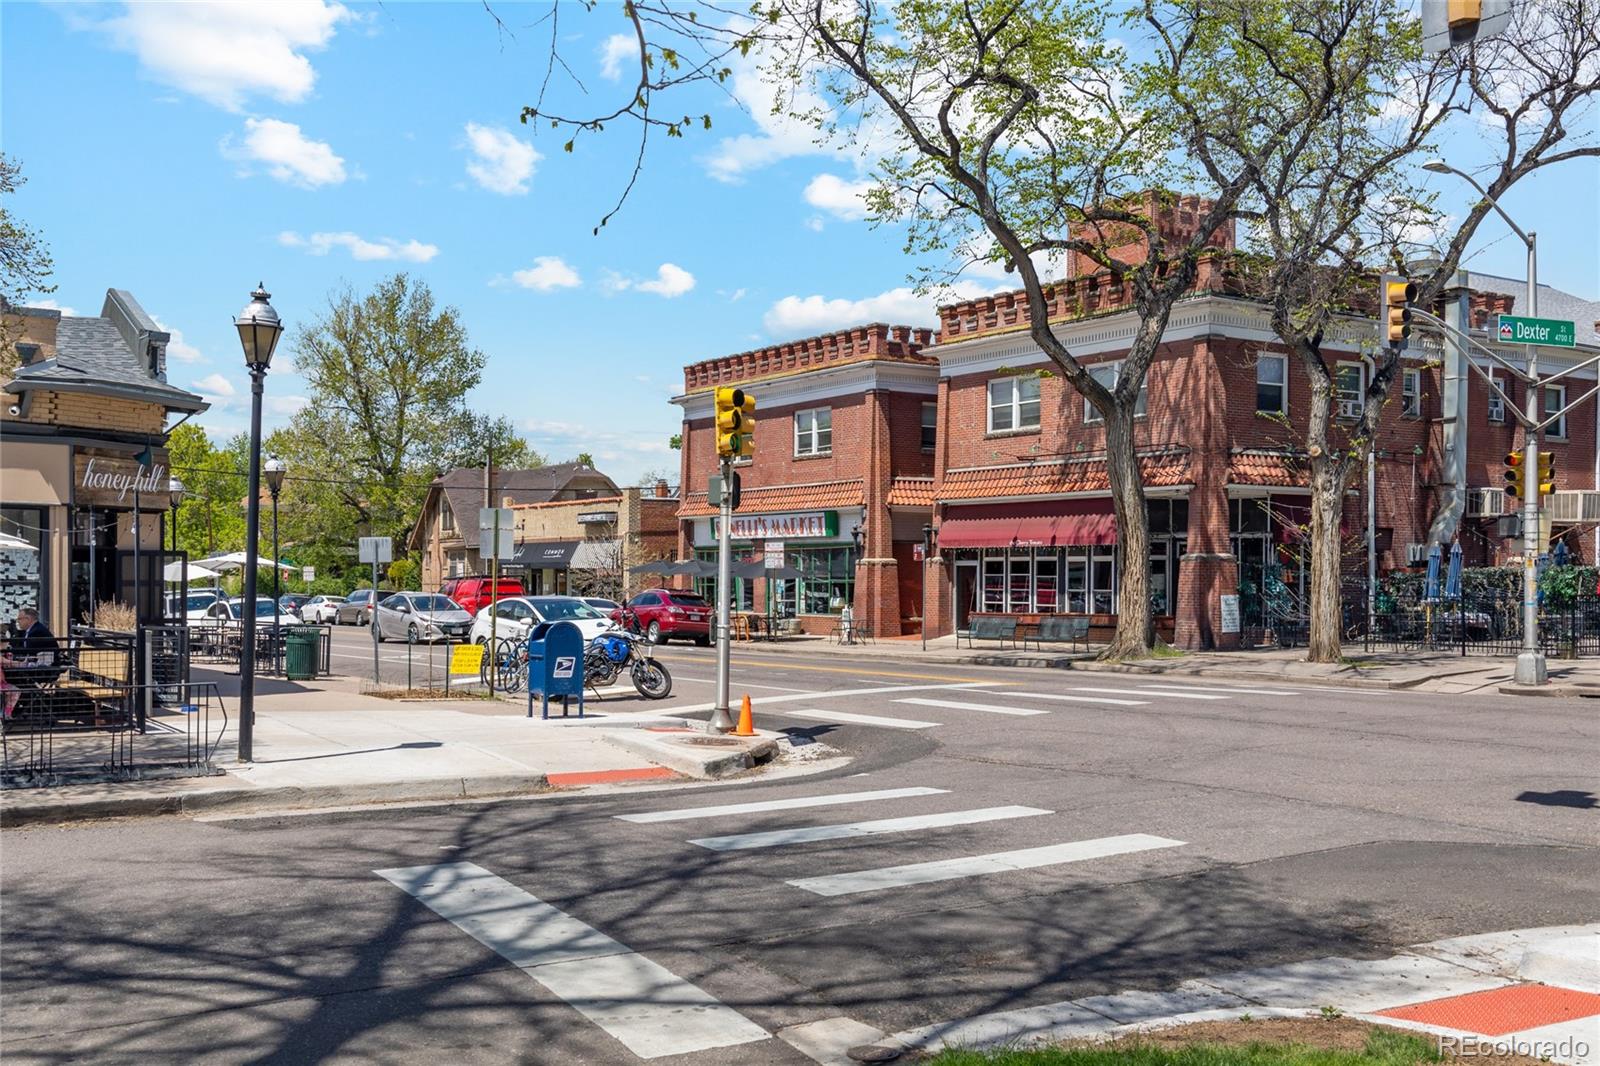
[192, 551, 297, 573]
[164, 561, 222, 583]
[0, 531, 37, 552]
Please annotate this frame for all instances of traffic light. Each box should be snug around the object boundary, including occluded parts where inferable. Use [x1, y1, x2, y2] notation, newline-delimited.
[1504, 451, 1526, 498]
[1537, 452, 1556, 496]
[714, 386, 756, 459]
[1382, 274, 1417, 350]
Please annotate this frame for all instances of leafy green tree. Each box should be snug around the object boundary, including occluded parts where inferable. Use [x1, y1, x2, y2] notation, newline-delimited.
[165, 423, 247, 557]
[1, 153, 56, 376]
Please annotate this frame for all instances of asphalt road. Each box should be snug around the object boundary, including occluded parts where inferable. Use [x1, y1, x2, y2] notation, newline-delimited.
[4, 643, 1597, 1065]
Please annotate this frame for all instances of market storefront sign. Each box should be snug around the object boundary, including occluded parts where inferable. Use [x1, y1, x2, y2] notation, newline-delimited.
[714, 510, 839, 540]
[75, 454, 170, 506]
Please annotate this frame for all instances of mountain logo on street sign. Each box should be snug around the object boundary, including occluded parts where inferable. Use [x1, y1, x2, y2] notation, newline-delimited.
[1499, 321, 1514, 341]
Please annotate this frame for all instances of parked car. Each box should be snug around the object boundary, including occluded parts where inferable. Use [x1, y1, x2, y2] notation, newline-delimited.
[469, 595, 618, 647]
[166, 588, 226, 622]
[335, 589, 377, 625]
[278, 593, 310, 618]
[301, 595, 345, 624]
[581, 597, 622, 615]
[188, 597, 301, 630]
[616, 588, 712, 645]
[439, 575, 525, 617]
[373, 592, 475, 644]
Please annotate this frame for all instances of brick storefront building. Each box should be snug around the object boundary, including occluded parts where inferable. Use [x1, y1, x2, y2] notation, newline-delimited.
[672, 325, 938, 636]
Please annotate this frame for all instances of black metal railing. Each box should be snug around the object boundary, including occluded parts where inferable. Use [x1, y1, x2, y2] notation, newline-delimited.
[186, 622, 331, 676]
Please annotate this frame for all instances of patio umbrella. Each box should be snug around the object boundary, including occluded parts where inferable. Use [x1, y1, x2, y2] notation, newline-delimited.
[628, 560, 678, 575]
[1553, 539, 1571, 567]
[193, 551, 297, 573]
[1443, 541, 1463, 601]
[1424, 541, 1442, 602]
[164, 560, 222, 583]
[0, 531, 37, 552]
[667, 559, 719, 578]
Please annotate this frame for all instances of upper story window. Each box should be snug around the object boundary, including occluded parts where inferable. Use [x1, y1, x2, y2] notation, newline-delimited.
[794, 407, 833, 456]
[441, 503, 456, 532]
[1545, 384, 1567, 439]
[987, 375, 1041, 433]
[1335, 362, 1365, 420]
[1487, 375, 1505, 422]
[1256, 354, 1287, 415]
[1402, 368, 1423, 418]
[1084, 361, 1149, 424]
[920, 402, 937, 452]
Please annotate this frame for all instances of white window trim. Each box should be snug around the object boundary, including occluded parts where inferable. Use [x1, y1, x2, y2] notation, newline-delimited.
[1402, 368, 1422, 418]
[793, 407, 833, 457]
[1335, 361, 1366, 420]
[1487, 374, 1505, 423]
[986, 375, 1041, 434]
[920, 401, 938, 452]
[1545, 384, 1568, 439]
[1084, 361, 1149, 424]
[1255, 353, 1288, 415]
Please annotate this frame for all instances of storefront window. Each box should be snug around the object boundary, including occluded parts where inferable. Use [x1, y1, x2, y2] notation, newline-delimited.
[1035, 556, 1059, 612]
[1091, 552, 1116, 614]
[982, 557, 1005, 612]
[796, 546, 854, 614]
[1066, 555, 1088, 613]
[0, 508, 46, 630]
[694, 548, 755, 609]
[1007, 555, 1031, 613]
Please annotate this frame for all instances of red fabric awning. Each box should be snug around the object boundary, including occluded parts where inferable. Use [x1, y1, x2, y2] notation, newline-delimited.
[939, 513, 1118, 548]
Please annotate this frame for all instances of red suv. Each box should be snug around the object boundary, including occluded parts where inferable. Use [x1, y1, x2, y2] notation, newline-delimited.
[440, 576, 526, 617]
[617, 589, 712, 646]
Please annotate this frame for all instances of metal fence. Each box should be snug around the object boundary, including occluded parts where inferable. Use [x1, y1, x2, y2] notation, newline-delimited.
[187, 622, 332, 676]
[1361, 586, 1600, 658]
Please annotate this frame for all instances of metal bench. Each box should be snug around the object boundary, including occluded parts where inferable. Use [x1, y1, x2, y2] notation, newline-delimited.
[1025, 616, 1090, 652]
[959, 617, 1019, 649]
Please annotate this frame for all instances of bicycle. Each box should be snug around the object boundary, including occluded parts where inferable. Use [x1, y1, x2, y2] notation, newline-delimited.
[481, 637, 528, 693]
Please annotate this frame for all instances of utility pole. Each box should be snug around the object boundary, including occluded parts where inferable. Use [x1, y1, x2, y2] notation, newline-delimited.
[711, 452, 735, 733]
[486, 449, 499, 696]
[1517, 232, 1545, 684]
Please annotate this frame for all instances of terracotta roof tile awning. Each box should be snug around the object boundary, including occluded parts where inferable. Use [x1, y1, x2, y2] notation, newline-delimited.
[940, 450, 1192, 502]
[887, 477, 936, 507]
[1228, 449, 1310, 487]
[939, 512, 1118, 548]
[679, 479, 864, 518]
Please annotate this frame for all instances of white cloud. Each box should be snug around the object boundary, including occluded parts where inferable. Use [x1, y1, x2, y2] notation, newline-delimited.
[192, 372, 237, 403]
[520, 418, 675, 482]
[28, 299, 78, 316]
[266, 395, 310, 417]
[804, 173, 873, 220]
[463, 122, 540, 195]
[598, 34, 637, 80]
[510, 256, 582, 291]
[278, 230, 439, 262]
[703, 55, 829, 183]
[634, 263, 696, 298]
[93, 0, 351, 112]
[222, 118, 347, 187]
[152, 316, 203, 363]
[805, 216, 825, 233]
[763, 281, 1001, 338]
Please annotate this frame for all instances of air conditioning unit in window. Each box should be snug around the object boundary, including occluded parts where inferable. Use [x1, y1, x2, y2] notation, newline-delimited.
[1338, 398, 1363, 419]
[1467, 488, 1506, 517]
[1406, 543, 1428, 564]
[1546, 490, 1600, 524]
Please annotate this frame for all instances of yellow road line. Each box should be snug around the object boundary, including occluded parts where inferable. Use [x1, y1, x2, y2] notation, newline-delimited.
[654, 654, 1009, 685]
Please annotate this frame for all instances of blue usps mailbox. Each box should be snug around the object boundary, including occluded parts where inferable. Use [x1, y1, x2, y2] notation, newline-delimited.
[527, 620, 585, 720]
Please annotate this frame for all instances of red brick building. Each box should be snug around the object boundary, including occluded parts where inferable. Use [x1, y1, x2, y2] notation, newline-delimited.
[672, 325, 938, 636]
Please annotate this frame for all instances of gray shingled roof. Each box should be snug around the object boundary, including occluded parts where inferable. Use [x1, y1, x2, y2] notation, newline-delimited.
[1469, 272, 1600, 348]
[10, 308, 208, 411]
[432, 462, 621, 548]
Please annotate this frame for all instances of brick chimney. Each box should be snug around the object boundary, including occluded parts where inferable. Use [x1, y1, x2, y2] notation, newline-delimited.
[1069, 193, 1235, 277]
[654, 479, 670, 498]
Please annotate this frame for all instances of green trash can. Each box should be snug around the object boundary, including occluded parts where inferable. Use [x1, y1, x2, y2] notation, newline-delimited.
[285, 626, 321, 680]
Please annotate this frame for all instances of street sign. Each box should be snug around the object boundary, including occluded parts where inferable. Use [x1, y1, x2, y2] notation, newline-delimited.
[358, 536, 393, 564]
[448, 642, 484, 677]
[1497, 315, 1577, 349]
[764, 540, 785, 569]
[1219, 594, 1241, 634]
[302, 566, 315, 582]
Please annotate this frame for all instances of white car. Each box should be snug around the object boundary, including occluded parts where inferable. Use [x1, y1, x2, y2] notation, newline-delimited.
[373, 592, 475, 644]
[188, 597, 301, 631]
[167, 589, 227, 622]
[470, 595, 618, 647]
[301, 595, 345, 624]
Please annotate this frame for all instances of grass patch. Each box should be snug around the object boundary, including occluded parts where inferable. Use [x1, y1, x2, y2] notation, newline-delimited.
[1149, 639, 1186, 659]
[365, 687, 493, 701]
[926, 1027, 1442, 1065]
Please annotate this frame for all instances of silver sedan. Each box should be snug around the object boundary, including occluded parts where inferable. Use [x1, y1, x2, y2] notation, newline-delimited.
[373, 592, 475, 643]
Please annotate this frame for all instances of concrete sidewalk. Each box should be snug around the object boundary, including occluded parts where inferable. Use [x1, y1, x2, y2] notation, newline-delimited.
[735, 633, 1600, 696]
[0, 671, 799, 826]
[779, 924, 1600, 1065]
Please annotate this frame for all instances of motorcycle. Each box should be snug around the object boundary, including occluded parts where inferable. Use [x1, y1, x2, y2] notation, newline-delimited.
[585, 625, 672, 699]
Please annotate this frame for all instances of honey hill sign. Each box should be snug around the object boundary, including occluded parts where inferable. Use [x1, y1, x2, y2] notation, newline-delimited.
[75, 454, 171, 507]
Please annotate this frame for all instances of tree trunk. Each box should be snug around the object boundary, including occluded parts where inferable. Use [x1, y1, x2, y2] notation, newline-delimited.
[1306, 456, 1346, 663]
[1102, 407, 1153, 659]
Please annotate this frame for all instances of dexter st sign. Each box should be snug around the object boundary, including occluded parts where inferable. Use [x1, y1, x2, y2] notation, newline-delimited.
[1497, 314, 1577, 349]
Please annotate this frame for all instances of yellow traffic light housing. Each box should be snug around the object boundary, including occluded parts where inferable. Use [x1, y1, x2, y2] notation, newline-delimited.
[1537, 452, 1556, 496]
[714, 386, 756, 459]
[1382, 275, 1417, 350]
[1504, 451, 1526, 498]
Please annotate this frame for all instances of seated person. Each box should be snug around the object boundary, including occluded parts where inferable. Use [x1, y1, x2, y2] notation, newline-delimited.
[1, 606, 62, 687]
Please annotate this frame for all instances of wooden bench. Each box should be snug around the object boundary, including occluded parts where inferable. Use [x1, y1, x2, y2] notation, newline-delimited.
[41, 647, 134, 730]
[1025, 616, 1090, 652]
[959, 617, 1019, 649]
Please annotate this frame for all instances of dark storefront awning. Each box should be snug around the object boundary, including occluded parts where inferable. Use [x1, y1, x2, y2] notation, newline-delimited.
[512, 540, 580, 568]
[939, 512, 1117, 548]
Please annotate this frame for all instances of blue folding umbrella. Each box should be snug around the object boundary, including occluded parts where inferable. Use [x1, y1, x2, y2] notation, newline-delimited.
[1553, 539, 1570, 568]
[1424, 541, 1442, 602]
[1444, 540, 1463, 601]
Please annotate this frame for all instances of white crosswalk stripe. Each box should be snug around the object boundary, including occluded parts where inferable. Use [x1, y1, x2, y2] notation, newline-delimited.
[977, 689, 1155, 706]
[786, 834, 1187, 896]
[377, 862, 768, 1058]
[894, 697, 1050, 716]
[779, 708, 940, 730]
[687, 806, 1053, 852]
[615, 786, 950, 824]
[1133, 683, 1300, 696]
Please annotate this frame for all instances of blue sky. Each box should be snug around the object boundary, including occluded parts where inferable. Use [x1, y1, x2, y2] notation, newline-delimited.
[4, 2, 1596, 486]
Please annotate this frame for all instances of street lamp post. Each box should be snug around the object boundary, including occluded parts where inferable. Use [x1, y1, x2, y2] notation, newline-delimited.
[1423, 160, 1543, 684]
[169, 476, 185, 553]
[234, 284, 284, 762]
[265, 456, 286, 676]
[921, 523, 934, 653]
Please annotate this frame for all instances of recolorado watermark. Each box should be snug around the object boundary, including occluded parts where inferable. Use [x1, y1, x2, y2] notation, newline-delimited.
[1440, 1033, 1591, 1059]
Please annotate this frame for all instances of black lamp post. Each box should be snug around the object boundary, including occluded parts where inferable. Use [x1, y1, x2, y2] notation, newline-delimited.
[168, 476, 185, 553]
[235, 283, 283, 763]
[265, 456, 286, 675]
[921, 522, 935, 652]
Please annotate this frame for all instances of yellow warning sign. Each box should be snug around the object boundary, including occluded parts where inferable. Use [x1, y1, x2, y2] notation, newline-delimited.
[449, 642, 484, 676]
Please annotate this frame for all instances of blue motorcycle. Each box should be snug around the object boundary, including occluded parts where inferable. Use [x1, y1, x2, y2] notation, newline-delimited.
[585, 627, 672, 699]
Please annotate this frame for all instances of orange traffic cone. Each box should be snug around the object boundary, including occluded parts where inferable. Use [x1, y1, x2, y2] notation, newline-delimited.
[733, 693, 756, 736]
